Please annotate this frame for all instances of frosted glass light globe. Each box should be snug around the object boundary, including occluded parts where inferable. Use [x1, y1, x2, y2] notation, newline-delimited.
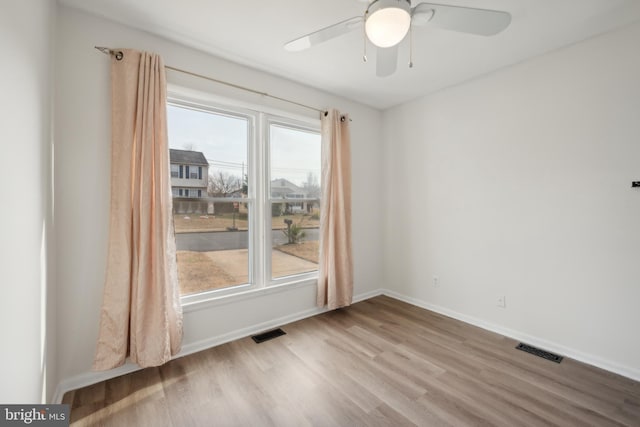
[365, 0, 412, 48]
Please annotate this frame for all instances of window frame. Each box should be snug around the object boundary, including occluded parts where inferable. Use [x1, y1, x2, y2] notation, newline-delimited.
[265, 117, 322, 286]
[167, 88, 321, 308]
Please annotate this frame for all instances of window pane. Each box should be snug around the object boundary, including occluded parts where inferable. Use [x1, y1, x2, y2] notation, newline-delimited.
[269, 124, 321, 280]
[167, 104, 250, 295]
[173, 202, 249, 295]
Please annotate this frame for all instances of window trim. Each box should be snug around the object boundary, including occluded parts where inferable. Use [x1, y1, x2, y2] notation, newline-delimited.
[168, 86, 321, 307]
[264, 115, 321, 286]
[168, 97, 257, 301]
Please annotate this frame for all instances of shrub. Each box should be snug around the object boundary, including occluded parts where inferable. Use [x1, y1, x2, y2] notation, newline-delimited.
[282, 223, 306, 244]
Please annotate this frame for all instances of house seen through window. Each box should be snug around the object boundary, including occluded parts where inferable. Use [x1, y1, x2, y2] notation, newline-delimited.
[167, 100, 321, 297]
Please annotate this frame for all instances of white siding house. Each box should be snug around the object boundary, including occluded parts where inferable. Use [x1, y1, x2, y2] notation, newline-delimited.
[170, 149, 209, 198]
[170, 149, 209, 213]
[271, 178, 310, 213]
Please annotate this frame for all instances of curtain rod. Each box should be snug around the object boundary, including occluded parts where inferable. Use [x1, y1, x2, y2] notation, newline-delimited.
[94, 46, 338, 118]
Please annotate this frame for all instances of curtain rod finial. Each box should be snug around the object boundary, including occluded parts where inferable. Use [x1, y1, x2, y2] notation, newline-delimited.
[95, 46, 123, 60]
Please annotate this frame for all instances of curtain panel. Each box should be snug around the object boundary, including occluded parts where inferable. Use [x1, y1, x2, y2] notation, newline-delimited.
[94, 49, 183, 370]
[317, 109, 354, 310]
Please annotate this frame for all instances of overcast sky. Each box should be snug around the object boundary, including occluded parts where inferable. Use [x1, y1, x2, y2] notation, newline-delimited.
[167, 104, 320, 187]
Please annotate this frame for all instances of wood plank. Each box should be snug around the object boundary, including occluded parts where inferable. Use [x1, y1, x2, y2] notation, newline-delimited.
[66, 296, 640, 426]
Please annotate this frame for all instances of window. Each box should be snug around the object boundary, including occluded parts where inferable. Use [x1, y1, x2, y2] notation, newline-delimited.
[171, 164, 179, 178]
[167, 97, 320, 300]
[173, 187, 203, 198]
[268, 123, 321, 280]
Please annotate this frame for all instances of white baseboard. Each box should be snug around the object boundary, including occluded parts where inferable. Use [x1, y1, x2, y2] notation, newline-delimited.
[52, 288, 383, 404]
[382, 289, 640, 383]
[352, 288, 384, 303]
[177, 307, 326, 360]
[52, 363, 140, 404]
[53, 287, 638, 403]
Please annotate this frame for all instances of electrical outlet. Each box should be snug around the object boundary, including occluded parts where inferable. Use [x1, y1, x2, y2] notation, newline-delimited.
[433, 276, 439, 287]
[497, 296, 506, 308]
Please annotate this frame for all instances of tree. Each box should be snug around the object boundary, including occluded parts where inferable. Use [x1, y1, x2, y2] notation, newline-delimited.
[242, 173, 248, 196]
[302, 172, 320, 199]
[208, 171, 242, 197]
[302, 172, 320, 213]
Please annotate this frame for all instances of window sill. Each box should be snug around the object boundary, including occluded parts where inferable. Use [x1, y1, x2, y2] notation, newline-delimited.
[180, 275, 318, 313]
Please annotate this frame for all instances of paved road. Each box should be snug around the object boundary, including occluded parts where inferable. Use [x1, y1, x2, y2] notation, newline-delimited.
[176, 228, 319, 251]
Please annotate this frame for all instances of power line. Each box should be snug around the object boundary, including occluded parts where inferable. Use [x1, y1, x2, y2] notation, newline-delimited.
[206, 158, 244, 166]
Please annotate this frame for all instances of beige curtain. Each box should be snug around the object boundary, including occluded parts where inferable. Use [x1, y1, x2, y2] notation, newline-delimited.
[94, 49, 183, 370]
[317, 109, 353, 309]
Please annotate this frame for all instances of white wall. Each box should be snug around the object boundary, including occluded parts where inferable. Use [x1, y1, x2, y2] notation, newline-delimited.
[54, 5, 384, 395]
[0, 0, 55, 403]
[383, 22, 640, 379]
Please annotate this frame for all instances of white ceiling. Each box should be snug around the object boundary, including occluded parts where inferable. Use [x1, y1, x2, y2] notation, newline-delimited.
[59, 0, 640, 110]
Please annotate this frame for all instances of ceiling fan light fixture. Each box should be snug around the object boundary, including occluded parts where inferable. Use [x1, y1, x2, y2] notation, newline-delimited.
[365, 0, 412, 48]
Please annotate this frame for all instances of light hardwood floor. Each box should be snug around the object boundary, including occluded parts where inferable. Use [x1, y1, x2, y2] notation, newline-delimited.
[64, 296, 640, 426]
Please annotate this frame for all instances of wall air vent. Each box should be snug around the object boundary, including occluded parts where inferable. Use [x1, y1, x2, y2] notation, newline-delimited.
[251, 328, 286, 344]
[516, 343, 563, 363]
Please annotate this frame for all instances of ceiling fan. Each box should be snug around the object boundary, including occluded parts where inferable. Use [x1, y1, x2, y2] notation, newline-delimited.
[284, 0, 511, 77]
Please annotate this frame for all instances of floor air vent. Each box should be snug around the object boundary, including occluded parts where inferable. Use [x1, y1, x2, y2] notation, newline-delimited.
[251, 328, 286, 344]
[516, 343, 563, 363]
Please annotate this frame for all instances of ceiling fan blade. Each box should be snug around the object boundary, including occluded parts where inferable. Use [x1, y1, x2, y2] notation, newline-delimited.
[284, 16, 363, 51]
[412, 2, 511, 36]
[376, 45, 398, 78]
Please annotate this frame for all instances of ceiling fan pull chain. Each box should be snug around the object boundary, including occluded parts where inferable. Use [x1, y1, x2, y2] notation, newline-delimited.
[409, 23, 414, 68]
[362, 11, 368, 62]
